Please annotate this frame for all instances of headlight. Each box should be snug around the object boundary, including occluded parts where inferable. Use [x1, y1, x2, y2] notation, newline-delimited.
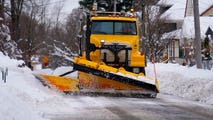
[100, 39, 105, 46]
[133, 68, 140, 74]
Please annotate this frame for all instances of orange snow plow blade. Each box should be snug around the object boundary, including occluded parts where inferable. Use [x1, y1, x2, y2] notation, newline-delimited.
[35, 74, 79, 92]
[34, 58, 159, 97]
[73, 57, 159, 93]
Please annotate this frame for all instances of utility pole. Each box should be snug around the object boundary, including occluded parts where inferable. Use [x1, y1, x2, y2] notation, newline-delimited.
[114, 0, 117, 13]
[193, 0, 202, 68]
[141, 1, 146, 52]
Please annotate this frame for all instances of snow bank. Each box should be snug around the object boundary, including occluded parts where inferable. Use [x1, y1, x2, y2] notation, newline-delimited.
[146, 63, 213, 105]
[0, 52, 24, 69]
[0, 85, 45, 120]
[0, 52, 49, 120]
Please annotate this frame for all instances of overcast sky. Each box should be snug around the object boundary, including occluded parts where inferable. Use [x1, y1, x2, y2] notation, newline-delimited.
[62, 0, 80, 15]
[51, 0, 80, 22]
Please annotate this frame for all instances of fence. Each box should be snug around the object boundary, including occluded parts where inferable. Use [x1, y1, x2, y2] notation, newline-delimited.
[0, 67, 8, 83]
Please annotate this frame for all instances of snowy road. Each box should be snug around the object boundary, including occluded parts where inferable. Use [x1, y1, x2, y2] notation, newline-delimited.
[43, 94, 213, 120]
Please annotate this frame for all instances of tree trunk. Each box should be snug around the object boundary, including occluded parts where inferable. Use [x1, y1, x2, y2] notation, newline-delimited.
[10, 0, 24, 41]
[0, 0, 5, 19]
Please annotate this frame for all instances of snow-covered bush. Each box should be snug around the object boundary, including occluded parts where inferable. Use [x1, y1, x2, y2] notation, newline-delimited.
[0, 18, 22, 59]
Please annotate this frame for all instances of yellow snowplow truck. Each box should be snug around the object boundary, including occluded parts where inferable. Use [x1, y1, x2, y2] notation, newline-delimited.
[35, 10, 159, 98]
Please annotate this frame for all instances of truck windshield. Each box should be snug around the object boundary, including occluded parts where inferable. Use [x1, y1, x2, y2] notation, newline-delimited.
[91, 21, 137, 35]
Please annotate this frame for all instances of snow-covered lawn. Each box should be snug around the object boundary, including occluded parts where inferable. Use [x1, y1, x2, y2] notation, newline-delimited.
[0, 52, 213, 120]
[147, 63, 213, 105]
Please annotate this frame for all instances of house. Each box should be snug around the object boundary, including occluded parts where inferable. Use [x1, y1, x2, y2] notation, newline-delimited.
[157, 0, 213, 65]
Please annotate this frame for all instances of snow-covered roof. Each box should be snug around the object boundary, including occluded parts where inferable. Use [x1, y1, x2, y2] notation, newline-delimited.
[181, 17, 213, 39]
[157, 0, 177, 6]
[199, 1, 213, 15]
[158, 0, 186, 21]
[158, 0, 213, 21]
[162, 29, 182, 40]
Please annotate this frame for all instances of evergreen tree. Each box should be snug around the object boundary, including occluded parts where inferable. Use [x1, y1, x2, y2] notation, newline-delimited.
[202, 36, 211, 59]
[79, 0, 133, 12]
[79, 0, 94, 11]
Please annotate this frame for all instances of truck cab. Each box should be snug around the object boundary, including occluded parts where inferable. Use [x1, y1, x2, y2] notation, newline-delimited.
[85, 14, 145, 74]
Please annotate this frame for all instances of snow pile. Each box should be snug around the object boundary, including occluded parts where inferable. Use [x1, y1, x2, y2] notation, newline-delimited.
[0, 52, 24, 69]
[146, 63, 213, 105]
[0, 52, 48, 120]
